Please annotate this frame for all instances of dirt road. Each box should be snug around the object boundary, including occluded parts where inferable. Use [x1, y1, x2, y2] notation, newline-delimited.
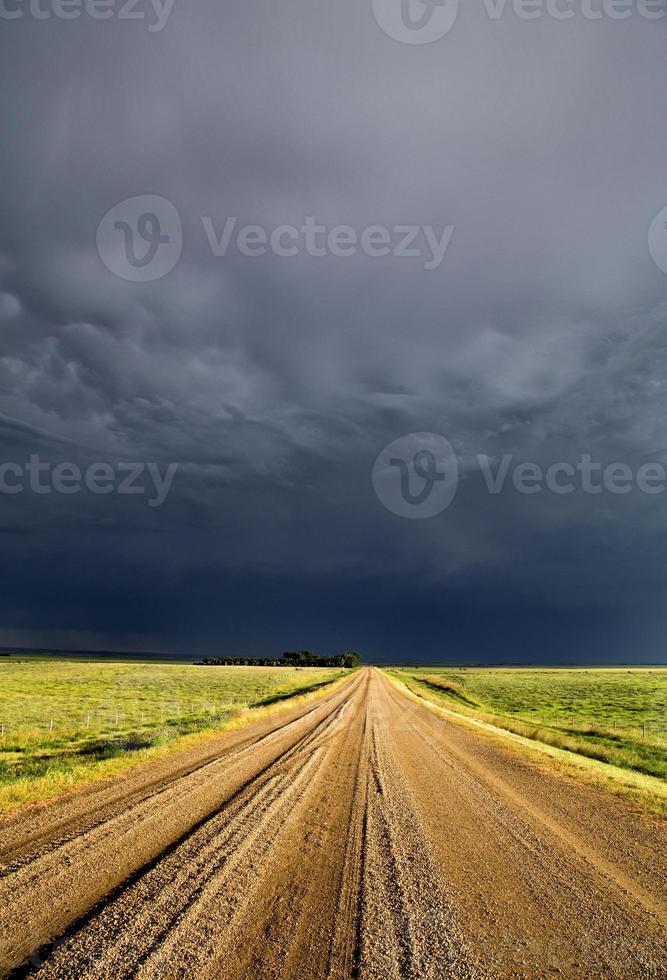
[1, 668, 666, 979]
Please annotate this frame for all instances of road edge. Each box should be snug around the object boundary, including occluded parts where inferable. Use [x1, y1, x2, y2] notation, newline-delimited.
[380, 669, 667, 817]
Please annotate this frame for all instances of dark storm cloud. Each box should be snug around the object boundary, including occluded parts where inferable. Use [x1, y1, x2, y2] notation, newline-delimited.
[1, 1, 666, 659]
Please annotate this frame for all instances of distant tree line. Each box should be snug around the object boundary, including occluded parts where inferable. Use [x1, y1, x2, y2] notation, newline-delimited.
[195, 650, 361, 668]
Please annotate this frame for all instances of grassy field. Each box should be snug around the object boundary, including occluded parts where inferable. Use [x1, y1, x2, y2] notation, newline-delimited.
[391, 667, 667, 781]
[0, 658, 345, 811]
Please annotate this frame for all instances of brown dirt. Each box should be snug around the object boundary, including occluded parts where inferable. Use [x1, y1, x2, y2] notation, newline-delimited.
[0, 668, 665, 979]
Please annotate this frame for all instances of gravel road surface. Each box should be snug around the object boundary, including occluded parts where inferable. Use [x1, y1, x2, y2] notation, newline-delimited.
[1, 669, 665, 978]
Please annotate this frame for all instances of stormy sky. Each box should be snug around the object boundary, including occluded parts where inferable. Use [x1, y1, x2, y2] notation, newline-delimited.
[1, 1, 667, 662]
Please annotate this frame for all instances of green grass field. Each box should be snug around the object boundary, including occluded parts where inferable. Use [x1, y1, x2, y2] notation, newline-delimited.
[0, 658, 345, 811]
[392, 667, 667, 781]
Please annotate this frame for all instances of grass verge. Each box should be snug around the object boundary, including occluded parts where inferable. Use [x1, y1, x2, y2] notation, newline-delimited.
[383, 670, 667, 817]
[0, 669, 350, 814]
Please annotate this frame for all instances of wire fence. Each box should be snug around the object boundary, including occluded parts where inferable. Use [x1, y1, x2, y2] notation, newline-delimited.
[0, 677, 293, 738]
[1, 699, 665, 741]
[0, 699, 254, 739]
[504, 711, 667, 740]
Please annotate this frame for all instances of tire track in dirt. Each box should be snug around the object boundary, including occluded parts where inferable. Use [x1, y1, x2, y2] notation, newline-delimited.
[375, 672, 667, 977]
[358, 681, 477, 980]
[0, 674, 365, 976]
[27, 676, 371, 980]
[1, 668, 666, 979]
[0, 677, 355, 871]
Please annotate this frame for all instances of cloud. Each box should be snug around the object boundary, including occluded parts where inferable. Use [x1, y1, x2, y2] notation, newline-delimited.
[0, 3, 666, 659]
[0, 293, 21, 321]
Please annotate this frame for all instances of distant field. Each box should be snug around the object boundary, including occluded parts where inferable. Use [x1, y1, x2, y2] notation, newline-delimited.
[391, 667, 667, 781]
[0, 659, 345, 810]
